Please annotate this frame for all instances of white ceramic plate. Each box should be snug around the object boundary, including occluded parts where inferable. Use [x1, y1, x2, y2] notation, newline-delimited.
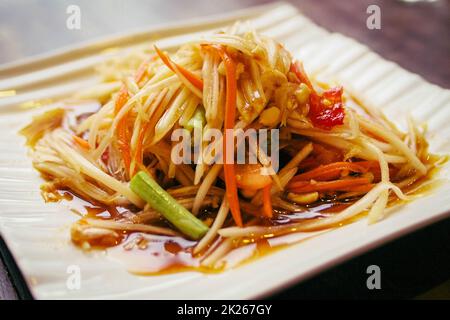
[0, 2, 449, 299]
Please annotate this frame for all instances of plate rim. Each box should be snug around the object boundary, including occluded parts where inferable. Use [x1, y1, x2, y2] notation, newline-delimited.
[0, 1, 449, 300]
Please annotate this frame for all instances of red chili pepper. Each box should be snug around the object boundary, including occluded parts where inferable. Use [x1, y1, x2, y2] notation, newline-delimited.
[290, 61, 314, 91]
[308, 87, 345, 130]
[290, 61, 345, 130]
[101, 148, 109, 163]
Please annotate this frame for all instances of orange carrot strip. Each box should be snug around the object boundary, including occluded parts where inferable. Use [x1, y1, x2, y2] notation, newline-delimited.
[130, 121, 152, 177]
[73, 135, 90, 150]
[262, 183, 273, 218]
[117, 113, 132, 174]
[215, 45, 242, 227]
[114, 86, 129, 115]
[114, 58, 151, 175]
[154, 46, 203, 90]
[288, 177, 370, 193]
[290, 61, 315, 92]
[345, 160, 379, 170]
[348, 161, 391, 182]
[115, 87, 131, 175]
[115, 58, 149, 114]
[114, 58, 149, 116]
[133, 60, 150, 85]
[338, 184, 375, 193]
[291, 162, 369, 182]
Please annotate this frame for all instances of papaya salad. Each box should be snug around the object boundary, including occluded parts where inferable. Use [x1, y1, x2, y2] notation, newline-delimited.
[20, 26, 443, 272]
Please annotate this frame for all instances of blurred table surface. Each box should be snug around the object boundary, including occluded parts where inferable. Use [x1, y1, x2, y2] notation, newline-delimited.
[0, 0, 449, 300]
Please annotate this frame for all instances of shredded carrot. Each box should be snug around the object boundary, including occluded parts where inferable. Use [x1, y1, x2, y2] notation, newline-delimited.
[291, 61, 345, 130]
[214, 45, 242, 227]
[354, 161, 385, 172]
[288, 177, 371, 193]
[338, 184, 375, 193]
[114, 59, 151, 176]
[73, 135, 90, 150]
[131, 121, 151, 177]
[291, 161, 370, 182]
[262, 183, 273, 218]
[114, 86, 129, 115]
[345, 160, 390, 182]
[154, 46, 203, 91]
[290, 61, 315, 92]
[134, 60, 150, 86]
[117, 114, 132, 175]
[114, 58, 149, 115]
[115, 88, 131, 176]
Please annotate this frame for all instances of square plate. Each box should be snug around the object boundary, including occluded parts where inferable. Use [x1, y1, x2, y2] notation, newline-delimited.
[0, 2, 449, 299]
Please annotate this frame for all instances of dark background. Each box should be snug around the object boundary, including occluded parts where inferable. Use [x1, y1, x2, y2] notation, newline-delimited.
[0, 0, 449, 299]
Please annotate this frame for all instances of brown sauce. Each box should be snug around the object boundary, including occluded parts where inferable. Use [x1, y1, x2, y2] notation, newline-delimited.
[47, 158, 443, 276]
[36, 105, 447, 275]
[55, 156, 445, 276]
[62, 199, 365, 274]
[108, 234, 224, 275]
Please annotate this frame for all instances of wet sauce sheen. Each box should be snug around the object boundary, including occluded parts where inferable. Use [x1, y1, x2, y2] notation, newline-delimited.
[62, 160, 444, 276]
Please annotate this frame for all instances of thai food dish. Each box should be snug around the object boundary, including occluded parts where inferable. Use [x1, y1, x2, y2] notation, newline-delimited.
[20, 25, 444, 273]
